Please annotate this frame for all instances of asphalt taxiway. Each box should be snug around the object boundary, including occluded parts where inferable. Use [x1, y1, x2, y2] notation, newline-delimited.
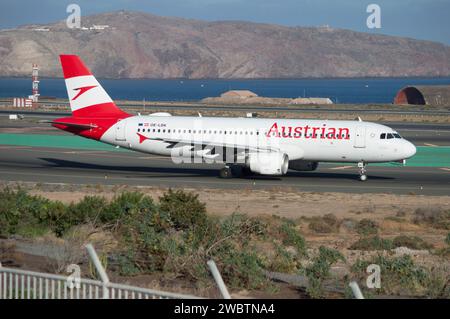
[0, 112, 449, 195]
[0, 145, 448, 195]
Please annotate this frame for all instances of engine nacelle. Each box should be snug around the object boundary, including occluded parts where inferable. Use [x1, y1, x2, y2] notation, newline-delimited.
[289, 160, 319, 171]
[248, 152, 289, 175]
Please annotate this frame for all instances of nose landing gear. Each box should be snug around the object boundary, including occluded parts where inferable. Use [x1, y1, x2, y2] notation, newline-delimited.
[358, 161, 367, 181]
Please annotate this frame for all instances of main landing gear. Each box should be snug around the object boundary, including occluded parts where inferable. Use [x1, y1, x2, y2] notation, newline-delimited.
[358, 161, 367, 181]
[219, 165, 253, 178]
[219, 165, 233, 179]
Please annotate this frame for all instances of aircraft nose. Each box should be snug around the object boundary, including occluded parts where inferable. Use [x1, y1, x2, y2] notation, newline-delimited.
[403, 141, 417, 159]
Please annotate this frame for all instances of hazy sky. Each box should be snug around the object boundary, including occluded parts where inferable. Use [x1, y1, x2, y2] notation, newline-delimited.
[1, 0, 449, 45]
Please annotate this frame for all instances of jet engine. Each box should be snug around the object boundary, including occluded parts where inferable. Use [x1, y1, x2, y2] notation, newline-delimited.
[289, 160, 319, 171]
[247, 152, 289, 175]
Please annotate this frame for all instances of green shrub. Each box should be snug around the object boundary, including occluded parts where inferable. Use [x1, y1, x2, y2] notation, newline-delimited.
[69, 195, 108, 224]
[349, 236, 393, 251]
[159, 189, 207, 230]
[351, 254, 429, 295]
[41, 201, 71, 237]
[355, 219, 379, 236]
[0, 188, 57, 236]
[304, 246, 345, 298]
[117, 205, 172, 274]
[446, 233, 450, 246]
[278, 221, 307, 257]
[308, 214, 340, 233]
[102, 191, 156, 225]
[267, 244, 299, 273]
[217, 247, 267, 290]
[392, 235, 433, 250]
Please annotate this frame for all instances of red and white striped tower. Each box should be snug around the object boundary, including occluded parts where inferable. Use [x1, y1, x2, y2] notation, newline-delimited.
[32, 63, 40, 104]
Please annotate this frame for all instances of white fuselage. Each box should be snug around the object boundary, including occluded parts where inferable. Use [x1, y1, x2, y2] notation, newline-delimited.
[99, 115, 416, 165]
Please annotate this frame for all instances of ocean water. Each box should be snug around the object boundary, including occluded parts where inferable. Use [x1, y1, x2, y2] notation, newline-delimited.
[1, 77, 450, 104]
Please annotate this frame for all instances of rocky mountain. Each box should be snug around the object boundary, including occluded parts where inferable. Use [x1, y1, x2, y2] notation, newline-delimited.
[1, 11, 450, 79]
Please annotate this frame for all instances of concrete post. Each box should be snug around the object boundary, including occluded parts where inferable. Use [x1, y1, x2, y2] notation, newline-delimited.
[207, 260, 231, 299]
[349, 281, 364, 299]
[85, 244, 110, 299]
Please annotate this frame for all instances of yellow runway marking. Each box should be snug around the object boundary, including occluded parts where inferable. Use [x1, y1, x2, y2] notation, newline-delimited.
[440, 168, 450, 172]
[424, 143, 438, 147]
[329, 166, 353, 170]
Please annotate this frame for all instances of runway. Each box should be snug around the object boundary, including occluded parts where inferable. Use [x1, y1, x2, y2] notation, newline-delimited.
[0, 112, 449, 195]
[0, 145, 449, 195]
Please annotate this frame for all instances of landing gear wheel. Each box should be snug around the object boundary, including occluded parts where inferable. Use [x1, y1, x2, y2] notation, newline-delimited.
[357, 161, 367, 182]
[219, 166, 233, 179]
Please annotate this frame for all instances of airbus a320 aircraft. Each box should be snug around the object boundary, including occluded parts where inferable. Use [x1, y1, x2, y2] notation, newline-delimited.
[48, 55, 416, 181]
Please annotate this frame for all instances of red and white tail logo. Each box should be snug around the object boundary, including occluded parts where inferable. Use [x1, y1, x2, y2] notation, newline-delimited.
[59, 55, 127, 118]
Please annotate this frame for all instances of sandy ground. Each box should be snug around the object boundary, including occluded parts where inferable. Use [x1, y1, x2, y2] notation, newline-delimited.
[30, 187, 450, 220]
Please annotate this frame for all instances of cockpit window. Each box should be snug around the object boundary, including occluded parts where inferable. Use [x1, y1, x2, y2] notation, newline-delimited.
[387, 133, 394, 139]
[380, 133, 386, 139]
[393, 133, 402, 138]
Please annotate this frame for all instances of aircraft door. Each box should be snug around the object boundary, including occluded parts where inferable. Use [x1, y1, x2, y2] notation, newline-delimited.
[115, 119, 127, 141]
[354, 126, 366, 148]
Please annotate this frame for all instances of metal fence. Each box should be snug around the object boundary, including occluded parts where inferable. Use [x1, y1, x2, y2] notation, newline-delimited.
[0, 265, 203, 300]
[0, 244, 205, 300]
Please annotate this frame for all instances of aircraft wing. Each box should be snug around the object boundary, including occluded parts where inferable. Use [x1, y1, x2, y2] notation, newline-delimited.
[147, 136, 279, 153]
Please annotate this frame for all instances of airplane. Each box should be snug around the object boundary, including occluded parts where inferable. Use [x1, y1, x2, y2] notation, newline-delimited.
[48, 55, 416, 181]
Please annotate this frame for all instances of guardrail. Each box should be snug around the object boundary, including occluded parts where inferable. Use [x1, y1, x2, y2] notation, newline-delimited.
[0, 244, 204, 299]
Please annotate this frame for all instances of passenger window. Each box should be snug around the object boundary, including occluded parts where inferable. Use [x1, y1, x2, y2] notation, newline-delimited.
[380, 133, 386, 139]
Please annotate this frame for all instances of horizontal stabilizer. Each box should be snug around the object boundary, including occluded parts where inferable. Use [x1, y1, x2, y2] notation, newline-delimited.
[40, 120, 97, 129]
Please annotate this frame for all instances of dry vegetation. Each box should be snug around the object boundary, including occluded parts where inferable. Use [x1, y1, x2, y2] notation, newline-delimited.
[0, 182, 449, 299]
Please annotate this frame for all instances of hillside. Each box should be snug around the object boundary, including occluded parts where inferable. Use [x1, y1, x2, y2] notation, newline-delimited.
[1, 11, 450, 79]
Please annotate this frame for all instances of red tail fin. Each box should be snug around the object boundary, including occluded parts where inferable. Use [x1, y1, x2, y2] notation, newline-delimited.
[59, 55, 129, 118]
